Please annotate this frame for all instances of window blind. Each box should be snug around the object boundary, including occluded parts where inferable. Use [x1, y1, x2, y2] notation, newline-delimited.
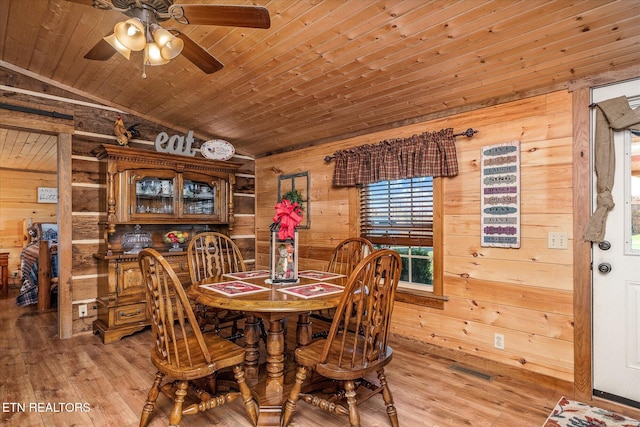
[360, 176, 433, 246]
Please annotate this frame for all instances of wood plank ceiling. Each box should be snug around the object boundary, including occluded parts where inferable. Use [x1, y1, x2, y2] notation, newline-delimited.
[0, 0, 639, 173]
[0, 128, 57, 173]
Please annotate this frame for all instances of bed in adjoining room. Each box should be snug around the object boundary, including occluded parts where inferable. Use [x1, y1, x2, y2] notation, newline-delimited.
[16, 222, 58, 309]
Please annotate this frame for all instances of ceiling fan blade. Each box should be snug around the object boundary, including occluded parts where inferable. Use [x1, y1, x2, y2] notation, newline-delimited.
[169, 5, 271, 29]
[63, 0, 99, 5]
[84, 38, 116, 61]
[175, 32, 224, 74]
[63, 0, 113, 10]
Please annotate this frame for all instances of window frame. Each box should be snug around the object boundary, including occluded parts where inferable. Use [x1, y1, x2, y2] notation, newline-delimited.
[277, 171, 310, 228]
[358, 177, 446, 309]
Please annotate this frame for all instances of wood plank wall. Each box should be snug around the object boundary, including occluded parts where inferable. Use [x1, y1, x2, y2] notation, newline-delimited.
[255, 90, 574, 384]
[0, 169, 57, 274]
[0, 67, 256, 335]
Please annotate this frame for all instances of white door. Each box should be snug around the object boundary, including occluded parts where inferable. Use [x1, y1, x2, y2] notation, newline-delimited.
[592, 78, 640, 406]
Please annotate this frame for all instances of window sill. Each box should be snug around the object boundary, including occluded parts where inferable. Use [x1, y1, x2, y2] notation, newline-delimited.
[395, 288, 448, 309]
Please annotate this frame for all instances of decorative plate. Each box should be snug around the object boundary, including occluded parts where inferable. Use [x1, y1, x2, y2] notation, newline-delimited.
[200, 139, 235, 161]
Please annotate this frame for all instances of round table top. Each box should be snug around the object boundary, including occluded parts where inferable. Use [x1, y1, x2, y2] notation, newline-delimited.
[186, 274, 345, 313]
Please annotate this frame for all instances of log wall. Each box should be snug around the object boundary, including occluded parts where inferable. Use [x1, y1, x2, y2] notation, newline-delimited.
[0, 67, 256, 335]
[255, 90, 574, 383]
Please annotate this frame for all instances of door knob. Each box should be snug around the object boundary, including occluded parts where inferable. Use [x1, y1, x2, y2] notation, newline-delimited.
[597, 263, 612, 274]
[598, 240, 611, 251]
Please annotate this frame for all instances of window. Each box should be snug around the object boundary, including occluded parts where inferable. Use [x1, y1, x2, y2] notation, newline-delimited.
[360, 176, 446, 308]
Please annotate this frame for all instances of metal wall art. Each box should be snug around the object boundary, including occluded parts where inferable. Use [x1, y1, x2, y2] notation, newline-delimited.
[480, 140, 521, 248]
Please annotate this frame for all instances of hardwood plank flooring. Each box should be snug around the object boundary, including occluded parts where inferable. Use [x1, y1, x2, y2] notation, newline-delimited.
[2, 290, 640, 426]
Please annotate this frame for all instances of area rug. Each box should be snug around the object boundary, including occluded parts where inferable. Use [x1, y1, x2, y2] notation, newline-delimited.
[543, 396, 640, 427]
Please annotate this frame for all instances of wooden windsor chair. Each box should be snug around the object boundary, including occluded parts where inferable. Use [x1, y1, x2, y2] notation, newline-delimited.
[187, 231, 251, 339]
[282, 249, 402, 427]
[137, 248, 258, 427]
[311, 237, 374, 338]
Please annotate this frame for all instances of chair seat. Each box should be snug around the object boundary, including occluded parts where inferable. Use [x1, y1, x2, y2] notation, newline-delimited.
[296, 335, 394, 380]
[151, 333, 246, 380]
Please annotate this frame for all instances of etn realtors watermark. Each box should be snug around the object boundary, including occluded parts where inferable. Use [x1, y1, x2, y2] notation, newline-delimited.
[2, 402, 91, 413]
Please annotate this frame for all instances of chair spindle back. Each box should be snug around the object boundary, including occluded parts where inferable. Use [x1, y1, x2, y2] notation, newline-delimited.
[327, 237, 374, 277]
[187, 232, 246, 284]
[321, 249, 401, 369]
[138, 248, 210, 368]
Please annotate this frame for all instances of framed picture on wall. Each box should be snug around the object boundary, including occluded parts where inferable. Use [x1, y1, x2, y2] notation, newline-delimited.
[278, 172, 310, 228]
[37, 187, 58, 204]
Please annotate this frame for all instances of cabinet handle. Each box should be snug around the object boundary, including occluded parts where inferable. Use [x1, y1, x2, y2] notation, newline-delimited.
[119, 308, 142, 317]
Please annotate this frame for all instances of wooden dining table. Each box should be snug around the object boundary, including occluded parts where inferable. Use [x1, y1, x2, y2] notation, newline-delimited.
[186, 270, 345, 427]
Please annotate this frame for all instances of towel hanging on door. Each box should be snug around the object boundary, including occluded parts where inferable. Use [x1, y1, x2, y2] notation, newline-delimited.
[585, 96, 640, 242]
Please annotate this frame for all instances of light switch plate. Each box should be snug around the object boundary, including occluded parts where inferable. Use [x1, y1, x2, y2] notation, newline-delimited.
[548, 232, 568, 249]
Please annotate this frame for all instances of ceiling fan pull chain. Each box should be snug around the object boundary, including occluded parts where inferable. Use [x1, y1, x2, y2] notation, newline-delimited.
[141, 20, 147, 79]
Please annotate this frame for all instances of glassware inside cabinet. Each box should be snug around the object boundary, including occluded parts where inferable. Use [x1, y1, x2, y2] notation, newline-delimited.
[135, 177, 175, 214]
[183, 180, 216, 215]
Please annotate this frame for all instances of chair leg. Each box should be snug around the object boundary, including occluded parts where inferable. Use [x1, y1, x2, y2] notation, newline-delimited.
[344, 380, 360, 427]
[233, 364, 258, 425]
[206, 372, 218, 394]
[168, 380, 188, 427]
[259, 318, 268, 342]
[281, 365, 310, 427]
[378, 369, 399, 427]
[139, 371, 164, 427]
[195, 303, 207, 331]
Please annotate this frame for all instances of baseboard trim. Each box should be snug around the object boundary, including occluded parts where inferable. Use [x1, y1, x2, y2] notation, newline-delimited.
[389, 333, 574, 395]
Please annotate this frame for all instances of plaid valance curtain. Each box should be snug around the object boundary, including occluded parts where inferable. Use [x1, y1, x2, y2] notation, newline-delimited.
[332, 128, 459, 186]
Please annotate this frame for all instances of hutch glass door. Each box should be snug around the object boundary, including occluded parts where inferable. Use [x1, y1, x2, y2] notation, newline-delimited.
[182, 177, 218, 218]
[132, 174, 176, 217]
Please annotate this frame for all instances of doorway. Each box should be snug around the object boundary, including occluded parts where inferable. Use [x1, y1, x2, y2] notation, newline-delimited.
[0, 122, 73, 339]
[591, 78, 640, 407]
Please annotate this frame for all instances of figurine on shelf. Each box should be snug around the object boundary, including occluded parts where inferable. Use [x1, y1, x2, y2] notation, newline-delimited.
[113, 115, 131, 147]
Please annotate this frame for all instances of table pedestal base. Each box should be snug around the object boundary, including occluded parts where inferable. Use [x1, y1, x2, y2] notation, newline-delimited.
[241, 312, 315, 426]
[251, 368, 299, 426]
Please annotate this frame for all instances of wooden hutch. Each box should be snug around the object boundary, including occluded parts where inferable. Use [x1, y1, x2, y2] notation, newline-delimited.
[92, 144, 240, 343]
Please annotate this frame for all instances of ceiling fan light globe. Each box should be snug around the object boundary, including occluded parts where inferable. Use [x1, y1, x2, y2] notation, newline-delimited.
[114, 18, 146, 51]
[103, 34, 131, 60]
[152, 27, 184, 60]
[160, 39, 183, 60]
[144, 43, 170, 66]
[151, 26, 172, 46]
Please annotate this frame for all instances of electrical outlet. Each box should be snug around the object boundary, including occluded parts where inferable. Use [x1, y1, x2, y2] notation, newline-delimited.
[494, 333, 505, 350]
[78, 304, 88, 318]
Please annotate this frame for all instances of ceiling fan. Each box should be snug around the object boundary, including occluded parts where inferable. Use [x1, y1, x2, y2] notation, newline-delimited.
[66, 0, 270, 75]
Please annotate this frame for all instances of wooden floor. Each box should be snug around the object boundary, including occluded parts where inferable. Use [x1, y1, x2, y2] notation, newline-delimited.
[2, 289, 640, 427]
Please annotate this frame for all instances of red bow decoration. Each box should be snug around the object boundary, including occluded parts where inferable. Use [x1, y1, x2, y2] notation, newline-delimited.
[273, 199, 303, 240]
